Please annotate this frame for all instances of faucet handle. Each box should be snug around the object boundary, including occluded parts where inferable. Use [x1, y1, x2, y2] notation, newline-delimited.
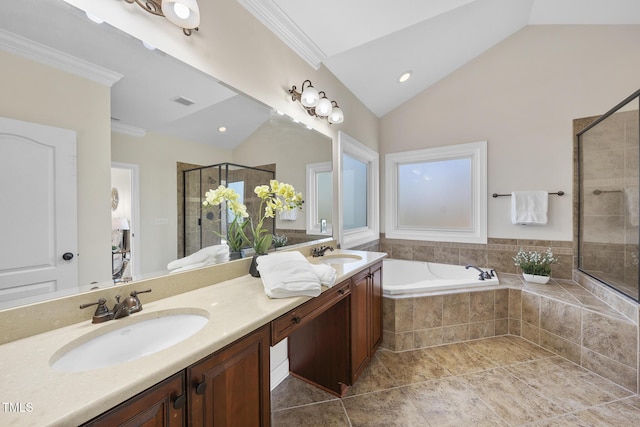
[131, 289, 152, 297]
[125, 289, 152, 313]
[80, 298, 112, 323]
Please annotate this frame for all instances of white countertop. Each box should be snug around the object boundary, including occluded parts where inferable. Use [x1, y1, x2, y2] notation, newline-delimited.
[0, 249, 385, 426]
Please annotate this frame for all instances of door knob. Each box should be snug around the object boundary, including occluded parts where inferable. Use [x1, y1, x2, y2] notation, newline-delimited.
[62, 252, 74, 261]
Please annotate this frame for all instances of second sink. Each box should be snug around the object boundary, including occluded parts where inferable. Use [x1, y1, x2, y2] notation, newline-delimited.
[320, 254, 363, 264]
[50, 310, 209, 373]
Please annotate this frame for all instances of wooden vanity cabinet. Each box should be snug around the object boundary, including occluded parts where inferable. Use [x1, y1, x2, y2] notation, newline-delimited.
[81, 371, 187, 427]
[286, 279, 351, 396]
[81, 325, 270, 427]
[350, 261, 383, 383]
[188, 324, 270, 427]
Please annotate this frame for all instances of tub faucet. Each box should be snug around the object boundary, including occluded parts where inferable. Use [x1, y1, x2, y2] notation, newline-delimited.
[465, 264, 494, 280]
[311, 246, 334, 257]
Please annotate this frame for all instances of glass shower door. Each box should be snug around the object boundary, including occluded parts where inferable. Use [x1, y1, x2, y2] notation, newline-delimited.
[578, 91, 640, 301]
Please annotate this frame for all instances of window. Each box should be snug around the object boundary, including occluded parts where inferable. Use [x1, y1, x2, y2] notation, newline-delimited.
[306, 162, 333, 235]
[385, 141, 487, 243]
[339, 131, 379, 248]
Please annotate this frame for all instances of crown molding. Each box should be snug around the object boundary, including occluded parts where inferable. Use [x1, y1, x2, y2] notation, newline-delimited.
[0, 29, 122, 86]
[237, 0, 325, 70]
[111, 120, 146, 137]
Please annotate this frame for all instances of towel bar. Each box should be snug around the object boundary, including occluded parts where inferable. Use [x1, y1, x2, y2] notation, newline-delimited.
[492, 191, 564, 198]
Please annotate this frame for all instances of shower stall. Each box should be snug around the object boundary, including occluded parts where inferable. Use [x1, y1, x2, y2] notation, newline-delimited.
[578, 89, 640, 301]
[181, 162, 275, 258]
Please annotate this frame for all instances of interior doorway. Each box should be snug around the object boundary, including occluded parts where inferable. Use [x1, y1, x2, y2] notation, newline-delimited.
[111, 162, 140, 281]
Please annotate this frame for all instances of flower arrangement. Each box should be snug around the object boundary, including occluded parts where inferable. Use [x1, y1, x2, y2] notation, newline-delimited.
[250, 180, 303, 255]
[513, 247, 558, 277]
[202, 181, 303, 256]
[202, 185, 249, 252]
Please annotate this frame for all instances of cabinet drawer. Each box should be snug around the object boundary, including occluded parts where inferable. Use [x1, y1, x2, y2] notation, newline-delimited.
[271, 279, 350, 345]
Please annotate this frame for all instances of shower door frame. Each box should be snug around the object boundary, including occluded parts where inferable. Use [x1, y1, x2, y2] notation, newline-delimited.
[577, 88, 640, 303]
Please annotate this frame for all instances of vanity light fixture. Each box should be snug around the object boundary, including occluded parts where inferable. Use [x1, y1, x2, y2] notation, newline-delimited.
[289, 80, 344, 124]
[124, 0, 200, 36]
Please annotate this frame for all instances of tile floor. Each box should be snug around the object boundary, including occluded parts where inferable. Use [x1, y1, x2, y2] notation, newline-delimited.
[271, 335, 640, 426]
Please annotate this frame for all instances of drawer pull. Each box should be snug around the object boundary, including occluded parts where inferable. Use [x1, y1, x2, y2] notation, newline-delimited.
[173, 394, 186, 409]
[292, 315, 301, 324]
[195, 381, 207, 395]
[338, 288, 345, 295]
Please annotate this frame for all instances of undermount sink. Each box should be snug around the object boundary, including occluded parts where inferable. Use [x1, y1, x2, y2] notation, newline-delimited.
[50, 310, 209, 372]
[320, 254, 363, 264]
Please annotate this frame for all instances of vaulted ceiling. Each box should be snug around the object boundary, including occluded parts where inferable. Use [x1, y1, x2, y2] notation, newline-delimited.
[239, 0, 640, 117]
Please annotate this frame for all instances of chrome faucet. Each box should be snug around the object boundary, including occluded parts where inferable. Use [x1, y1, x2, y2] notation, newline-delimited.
[465, 264, 495, 280]
[311, 246, 334, 257]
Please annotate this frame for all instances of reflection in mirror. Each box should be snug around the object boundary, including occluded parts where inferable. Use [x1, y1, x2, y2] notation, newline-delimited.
[306, 162, 333, 235]
[578, 91, 640, 302]
[0, 0, 332, 309]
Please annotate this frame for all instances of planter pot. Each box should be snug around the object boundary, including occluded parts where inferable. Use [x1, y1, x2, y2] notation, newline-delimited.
[249, 254, 266, 278]
[229, 251, 242, 261]
[523, 273, 550, 284]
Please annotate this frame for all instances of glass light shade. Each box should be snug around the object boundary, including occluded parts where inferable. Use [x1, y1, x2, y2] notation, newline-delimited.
[300, 85, 319, 108]
[316, 97, 333, 117]
[162, 0, 200, 29]
[328, 106, 344, 124]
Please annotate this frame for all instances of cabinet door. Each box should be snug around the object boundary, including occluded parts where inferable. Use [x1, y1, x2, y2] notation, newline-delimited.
[288, 290, 350, 396]
[188, 325, 270, 427]
[369, 262, 383, 353]
[350, 269, 370, 383]
[81, 372, 186, 427]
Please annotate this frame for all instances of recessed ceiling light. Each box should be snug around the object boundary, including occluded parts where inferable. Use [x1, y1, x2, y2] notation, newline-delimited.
[398, 70, 412, 83]
[218, 126, 227, 132]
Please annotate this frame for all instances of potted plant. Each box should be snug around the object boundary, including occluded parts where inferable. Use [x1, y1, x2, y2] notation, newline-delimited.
[202, 185, 249, 258]
[248, 180, 303, 276]
[513, 247, 558, 284]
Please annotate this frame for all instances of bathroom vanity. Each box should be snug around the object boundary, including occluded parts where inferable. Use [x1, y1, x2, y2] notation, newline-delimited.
[0, 250, 385, 427]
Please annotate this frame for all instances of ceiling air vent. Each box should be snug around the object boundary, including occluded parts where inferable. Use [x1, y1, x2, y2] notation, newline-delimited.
[172, 96, 196, 106]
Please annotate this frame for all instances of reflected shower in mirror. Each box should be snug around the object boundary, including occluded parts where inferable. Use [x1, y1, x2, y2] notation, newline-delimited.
[0, 0, 332, 309]
[578, 89, 640, 302]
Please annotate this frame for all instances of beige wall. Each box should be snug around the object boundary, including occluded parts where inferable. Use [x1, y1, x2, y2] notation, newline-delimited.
[232, 117, 332, 231]
[0, 50, 112, 287]
[112, 131, 231, 275]
[380, 25, 640, 242]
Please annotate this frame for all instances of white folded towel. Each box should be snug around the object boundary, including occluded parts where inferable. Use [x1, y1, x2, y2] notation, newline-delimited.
[511, 191, 548, 225]
[167, 244, 229, 271]
[312, 263, 337, 287]
[257, 252, 321, 298]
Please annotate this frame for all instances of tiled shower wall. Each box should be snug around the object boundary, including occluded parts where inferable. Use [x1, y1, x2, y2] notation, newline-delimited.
[575, 111, 639, 298]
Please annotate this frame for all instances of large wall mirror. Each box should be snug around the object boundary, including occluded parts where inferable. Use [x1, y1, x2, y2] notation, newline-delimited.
[0, 0, 332, 310]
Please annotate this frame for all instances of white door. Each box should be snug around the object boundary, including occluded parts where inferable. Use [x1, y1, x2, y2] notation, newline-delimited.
[0, 116, 78, 304]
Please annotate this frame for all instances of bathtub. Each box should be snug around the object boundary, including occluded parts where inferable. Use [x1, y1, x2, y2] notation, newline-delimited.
[382, 259, 499, 297]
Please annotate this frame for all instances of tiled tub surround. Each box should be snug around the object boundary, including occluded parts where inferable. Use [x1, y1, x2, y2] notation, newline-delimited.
[361, 236, 575, 279]
[383, 272, 639, 394]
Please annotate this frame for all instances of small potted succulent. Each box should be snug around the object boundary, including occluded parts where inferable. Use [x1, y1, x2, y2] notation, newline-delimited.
[513, 247, 558, 284]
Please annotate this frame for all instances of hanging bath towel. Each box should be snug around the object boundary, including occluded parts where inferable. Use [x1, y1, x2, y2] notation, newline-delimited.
[511, 191, 548, 225]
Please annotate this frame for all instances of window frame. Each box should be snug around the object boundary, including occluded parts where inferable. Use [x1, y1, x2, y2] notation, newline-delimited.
[338, 131, 379, 249]
[385, 141, 487, 244]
